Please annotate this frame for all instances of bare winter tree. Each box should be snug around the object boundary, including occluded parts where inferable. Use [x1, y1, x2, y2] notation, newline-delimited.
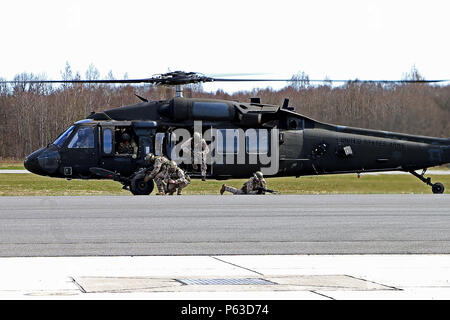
[0, 65, 448, 160]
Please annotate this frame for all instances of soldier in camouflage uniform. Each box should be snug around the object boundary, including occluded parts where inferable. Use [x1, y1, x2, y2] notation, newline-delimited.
[143, 153, 171, 195]
[181, 132, 209, 181]
[220, 171, 267, 195]
[164, 161, 190, 195]
[117, 132, 138, 158]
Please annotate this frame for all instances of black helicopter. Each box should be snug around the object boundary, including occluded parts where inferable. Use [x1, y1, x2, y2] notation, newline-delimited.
[5, 71, 449, 194]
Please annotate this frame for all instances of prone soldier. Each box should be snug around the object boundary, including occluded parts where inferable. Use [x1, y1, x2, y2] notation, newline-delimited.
[143, 153, 171, 195]
[220, 171, 267, 195]
[164, 161, 190, 195]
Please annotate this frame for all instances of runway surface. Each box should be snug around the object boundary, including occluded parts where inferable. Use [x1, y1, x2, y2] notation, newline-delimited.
[0, 195, 449, 257]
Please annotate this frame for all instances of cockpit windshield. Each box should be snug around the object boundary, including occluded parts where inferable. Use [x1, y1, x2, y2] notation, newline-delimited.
[53, 125, 75, 148]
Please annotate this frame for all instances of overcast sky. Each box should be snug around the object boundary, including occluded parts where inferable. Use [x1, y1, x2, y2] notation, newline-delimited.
[0, 0, 448, 92]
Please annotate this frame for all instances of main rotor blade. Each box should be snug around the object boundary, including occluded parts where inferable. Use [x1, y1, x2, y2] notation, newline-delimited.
[207, 72, 271, 77]
[0, 78, 157, 84]
[211, 78, 450, 83]
[1, 71, 448, 85]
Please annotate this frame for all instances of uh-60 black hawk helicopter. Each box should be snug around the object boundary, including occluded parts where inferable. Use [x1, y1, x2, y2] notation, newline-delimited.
[8, 71, 449, 194]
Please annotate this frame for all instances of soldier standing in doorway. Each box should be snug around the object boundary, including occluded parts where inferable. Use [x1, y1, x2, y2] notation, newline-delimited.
[181, 131, 209, 181]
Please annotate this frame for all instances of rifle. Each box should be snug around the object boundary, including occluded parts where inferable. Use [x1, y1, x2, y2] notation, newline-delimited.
[255, 186, 280, 194]
[89, 167, 150, 190]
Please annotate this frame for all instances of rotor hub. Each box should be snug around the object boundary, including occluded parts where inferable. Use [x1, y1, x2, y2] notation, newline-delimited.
[152, 71, 213, 86]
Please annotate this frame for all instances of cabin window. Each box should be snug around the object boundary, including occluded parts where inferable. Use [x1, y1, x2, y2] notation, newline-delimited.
[245, 129, 269, 154]
[287, 117, 303, 130]
[217, 129, 239, 154]
[68, 127, 94, 149]
[103, 128, 113, 154]
[155, 133, 165, 156]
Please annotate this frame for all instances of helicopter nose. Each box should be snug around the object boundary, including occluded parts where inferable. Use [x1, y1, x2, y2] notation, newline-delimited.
[24, 146, 60, 175]
[24, 148, 45, 175]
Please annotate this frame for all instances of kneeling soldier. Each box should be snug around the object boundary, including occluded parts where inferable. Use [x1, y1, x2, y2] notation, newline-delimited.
[220, 171, 266, 195]
[165, 161, 190, 195]
[144, 153, 171, 195]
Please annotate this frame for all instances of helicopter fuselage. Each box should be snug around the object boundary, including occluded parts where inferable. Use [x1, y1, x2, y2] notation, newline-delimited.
[24, 97, 450, 193]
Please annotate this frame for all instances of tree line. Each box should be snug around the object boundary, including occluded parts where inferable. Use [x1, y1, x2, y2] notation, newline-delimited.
[0, 64, 448, 159]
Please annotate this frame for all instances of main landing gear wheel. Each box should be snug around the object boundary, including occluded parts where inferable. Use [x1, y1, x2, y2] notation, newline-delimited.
[432, 182, 445, 194]
[130, 174, 154, 195]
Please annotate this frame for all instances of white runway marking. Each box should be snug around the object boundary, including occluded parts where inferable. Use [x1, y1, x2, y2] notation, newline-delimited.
[0, 170, 31, 174]
[0, 255, 449, 299]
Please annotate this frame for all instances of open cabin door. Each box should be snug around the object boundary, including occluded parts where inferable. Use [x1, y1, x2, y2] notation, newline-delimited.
[165, 129, 213, 177]
[99, 125, 135, 176]
[211, 128, 275, 178]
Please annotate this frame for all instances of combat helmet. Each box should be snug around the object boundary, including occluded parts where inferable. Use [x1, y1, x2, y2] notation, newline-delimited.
[193, 131, 201, 140]
[145, 153, 155, 163]
[121, 133, 130, 142]
[254, 171, 264, 180]
[169, 160, 178, 172]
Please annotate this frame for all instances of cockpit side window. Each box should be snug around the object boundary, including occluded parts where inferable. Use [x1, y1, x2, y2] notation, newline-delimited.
[68, 127, 95, 149]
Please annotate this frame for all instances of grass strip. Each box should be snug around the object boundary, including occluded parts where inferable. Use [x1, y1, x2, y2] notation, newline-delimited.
[1, 173, 448, 196]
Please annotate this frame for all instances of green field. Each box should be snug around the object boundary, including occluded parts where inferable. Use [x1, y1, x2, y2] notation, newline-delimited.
[0, 173, 448, 196]
[0, 161, 25, 170]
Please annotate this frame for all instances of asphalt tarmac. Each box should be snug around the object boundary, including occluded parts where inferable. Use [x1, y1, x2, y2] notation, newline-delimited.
[0, 195, 449, 257]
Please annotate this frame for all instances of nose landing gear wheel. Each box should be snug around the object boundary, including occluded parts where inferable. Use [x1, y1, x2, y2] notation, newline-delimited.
[432, 182, 445, 194]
